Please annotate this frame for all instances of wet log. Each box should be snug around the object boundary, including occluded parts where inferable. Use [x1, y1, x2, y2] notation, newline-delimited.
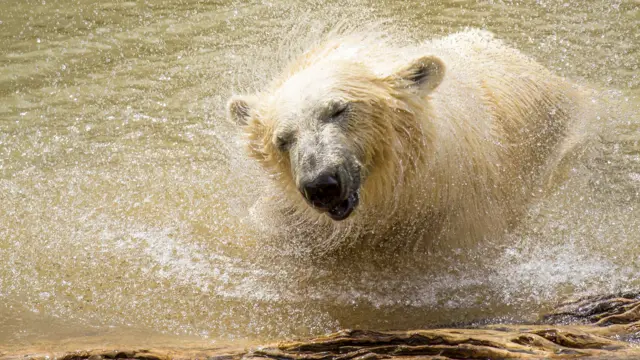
[246, 292, 640, 359]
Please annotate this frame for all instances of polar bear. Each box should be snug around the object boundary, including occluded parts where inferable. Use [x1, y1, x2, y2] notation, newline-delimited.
[227, 29, 585, 251]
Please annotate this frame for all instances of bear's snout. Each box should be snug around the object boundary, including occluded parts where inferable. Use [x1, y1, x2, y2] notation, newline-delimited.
[300, 172, 359, 221]
[301, 173, 342, 210]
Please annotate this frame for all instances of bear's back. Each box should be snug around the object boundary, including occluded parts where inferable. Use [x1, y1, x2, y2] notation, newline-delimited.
[412, 30, 578, 244]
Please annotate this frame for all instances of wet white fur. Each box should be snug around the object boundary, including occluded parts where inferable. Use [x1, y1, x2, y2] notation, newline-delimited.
[230, 28, 588, 253]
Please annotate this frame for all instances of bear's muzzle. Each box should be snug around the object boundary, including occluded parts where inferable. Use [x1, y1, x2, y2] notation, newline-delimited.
[300, 172, 359, 220]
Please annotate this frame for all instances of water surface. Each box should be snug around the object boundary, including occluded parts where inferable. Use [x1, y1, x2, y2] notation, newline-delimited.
[0, 0, 639, 352]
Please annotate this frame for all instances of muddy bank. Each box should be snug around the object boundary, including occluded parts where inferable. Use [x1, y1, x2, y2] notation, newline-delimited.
[3, 292, 640, 360]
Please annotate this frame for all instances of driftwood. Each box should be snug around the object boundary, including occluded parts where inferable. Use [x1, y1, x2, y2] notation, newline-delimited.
[4, 292, 640, 360]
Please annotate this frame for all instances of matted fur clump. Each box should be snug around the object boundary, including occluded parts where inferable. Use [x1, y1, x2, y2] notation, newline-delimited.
[227, 26, 586, 253]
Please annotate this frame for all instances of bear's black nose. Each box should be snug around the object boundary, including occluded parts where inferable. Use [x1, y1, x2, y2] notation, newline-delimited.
[302, 173, 342, 209]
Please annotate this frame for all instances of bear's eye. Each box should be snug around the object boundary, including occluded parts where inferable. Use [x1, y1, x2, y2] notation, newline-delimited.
[329, 102, 350, 120]
[274, 134, 293, 152]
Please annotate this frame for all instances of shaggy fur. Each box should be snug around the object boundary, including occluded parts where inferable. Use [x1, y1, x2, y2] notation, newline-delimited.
[228, 28, 585, 253]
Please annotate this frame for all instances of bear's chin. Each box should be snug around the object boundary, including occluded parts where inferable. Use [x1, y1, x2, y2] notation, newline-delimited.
[326, 192, 359, 221]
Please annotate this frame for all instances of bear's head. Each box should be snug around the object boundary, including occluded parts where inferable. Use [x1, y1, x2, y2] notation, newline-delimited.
[228, 54, 444, 222]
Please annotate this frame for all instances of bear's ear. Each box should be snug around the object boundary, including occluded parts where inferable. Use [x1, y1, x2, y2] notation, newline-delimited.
[227, 95, 258, 126]
[391, 56, 445, 94]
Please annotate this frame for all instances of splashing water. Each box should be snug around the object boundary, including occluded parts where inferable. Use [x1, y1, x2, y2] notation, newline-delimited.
[0, 0, 638, 352]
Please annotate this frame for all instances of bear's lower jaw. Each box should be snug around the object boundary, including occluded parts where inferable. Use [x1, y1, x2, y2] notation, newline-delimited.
[326, 192, 359, 221]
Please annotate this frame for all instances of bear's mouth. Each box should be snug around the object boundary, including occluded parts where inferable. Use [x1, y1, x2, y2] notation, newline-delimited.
[326, 192, 359, 221]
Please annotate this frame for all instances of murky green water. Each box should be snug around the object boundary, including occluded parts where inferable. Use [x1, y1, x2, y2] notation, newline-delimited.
[0, 0, 638, 352]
